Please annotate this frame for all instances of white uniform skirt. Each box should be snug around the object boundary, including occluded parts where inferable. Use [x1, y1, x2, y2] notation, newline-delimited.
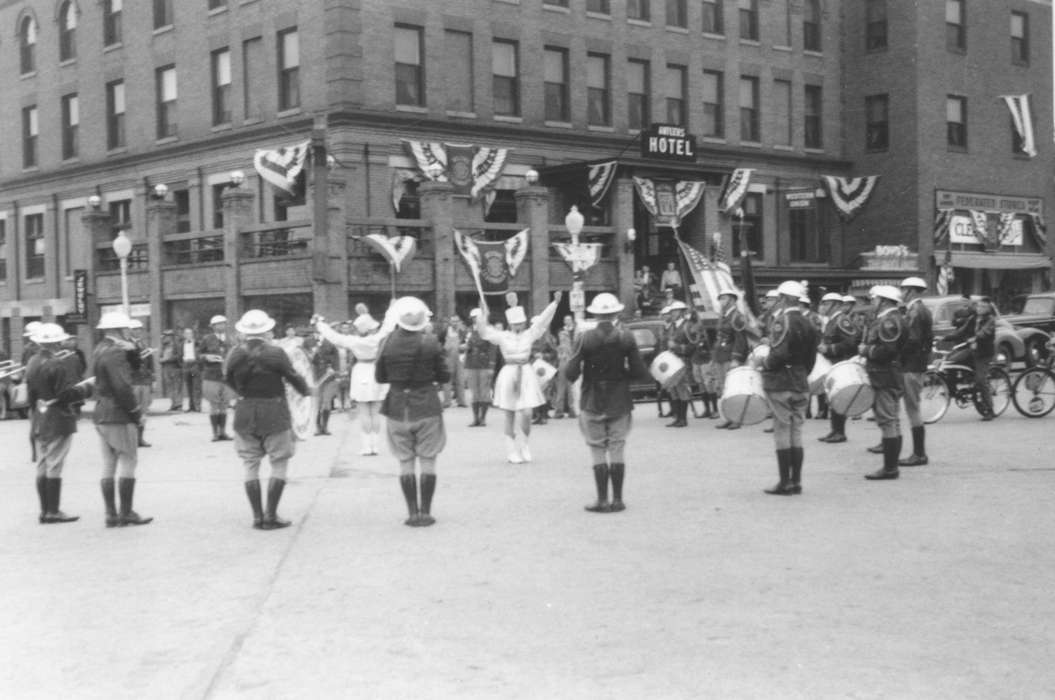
[349, 361, 388, 403]
[492, 362, 545, 412]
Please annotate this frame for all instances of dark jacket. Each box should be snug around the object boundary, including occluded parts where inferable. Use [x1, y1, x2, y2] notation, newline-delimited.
[376, 328, 450, 422]
[901, 299, 934, 372]
[761, 309, 818, 393]
[197, 333, 230, 382]
[862, 308, 907, 389]
[943, 308, 996, 359]
[564, 321, 650, 417]
[92, 337, 142, 424]
[310, 339, 340, 383]
[662, 318, 693, 360]
[25, 348, 90, 442]
[159, 335, 181, 367]
[225, 339, 309, 435]
[714, 308, 750, 364]
[463, 329, 498, 371]
[130, 340, 156, 385]
[821, 310, 860, 362]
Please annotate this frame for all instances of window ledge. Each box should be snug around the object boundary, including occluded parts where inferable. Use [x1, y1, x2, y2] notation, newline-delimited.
[494, 115, 523, 123]
[494, 0, 520, 4]
[243, 117, 264, 126]
[61, 157, 81, 165]
[211, 123, 233, 132]
[153, 25, 174, 37]
[25, 279, 45, 285]
[208, 6, 229, 16]
[59, 58, 77, 68]
[803, 49, 824, 57]
[772, 44, 792, 52]
[396, 104, 428, 113]
[700, 136, 726, 144]
[772, 144, 794, 151]
[739, 39, 761, 47]
[544, 120, 573, 129]
[740, 140, 763, 149]
[947, 146, 968, 154]
[103, 42, 123, 53]
[542, 4, 570, 13]
[586, 12, 612, 21]
[20, 70, 38, 80]
[804, 147, 825, 154]
[1011, 60, 1030, 68]
[277, 107, 302, 118]
[701, 32, 725, 40]
[446, 110, 477, 119]
[156, 136, 179, 145]
[107, 147, 129, 156]
[21, 165, 40, 173]
[587, 125, 615, 133]
[628, 18, 651, 27]
[666, 25, 688, 34]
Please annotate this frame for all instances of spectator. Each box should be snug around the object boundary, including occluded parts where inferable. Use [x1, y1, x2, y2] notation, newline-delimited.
[179, 327, 201, 412]
[660, 261, 683, 300]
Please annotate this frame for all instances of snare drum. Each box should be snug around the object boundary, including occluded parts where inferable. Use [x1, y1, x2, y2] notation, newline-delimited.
[719, 366, 770, 426]
[748, 344, 770, 365]
[650, 350, 687, 390]
[532, 358, 558, 388]
[808, 354, 832, 395]
[824, 359, 874, 417]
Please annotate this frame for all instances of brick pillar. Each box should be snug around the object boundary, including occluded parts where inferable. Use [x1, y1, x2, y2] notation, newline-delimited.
[146, 200, 175, 358]
[516, 186, 551, 315]
[316, 175, 349, 322]
[80, 208, 113, 354]
[419, 181, 455, 319]
[612, 178, 637, 310]
[221, 187, 255, 324]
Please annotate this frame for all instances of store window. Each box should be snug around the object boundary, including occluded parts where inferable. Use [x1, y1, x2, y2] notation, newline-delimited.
[731, 193, 762, 258]
[788, 206, 827, 263]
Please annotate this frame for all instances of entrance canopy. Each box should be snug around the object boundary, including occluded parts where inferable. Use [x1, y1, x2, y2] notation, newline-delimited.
[938, 251, 1051, 270]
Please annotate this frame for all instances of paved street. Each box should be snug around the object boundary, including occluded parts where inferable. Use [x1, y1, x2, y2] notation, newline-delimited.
[1, 398, 1053, 699]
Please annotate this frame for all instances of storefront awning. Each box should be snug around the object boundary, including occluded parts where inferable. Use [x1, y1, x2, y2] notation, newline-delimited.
[937, 251, 1052, 270]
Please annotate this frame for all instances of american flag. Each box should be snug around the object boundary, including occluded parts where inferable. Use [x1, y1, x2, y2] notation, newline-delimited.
[936, 249, 954, 295]
[677, 238, 736, 312]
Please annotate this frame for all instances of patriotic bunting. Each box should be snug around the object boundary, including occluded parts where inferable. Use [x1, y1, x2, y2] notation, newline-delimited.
[552, 242, 603, 274]
[362, 234, 417, 273]
[933, 209, 953, 246]
[632, 177, 659, 218]
[453, 229, 529, 296]
[969, 210, 991, 247]
[587, 161, 618, 208]
[718, 168, 754, 215]
[632, 177, 706, 227]
[822, 175, 879, 220]
[404, 140, 510, 200]
[253, 139, 311, 196]
[1001, 94, 1037, 158]
[936, 249, 955, 295]
[390, 169, 422, 213]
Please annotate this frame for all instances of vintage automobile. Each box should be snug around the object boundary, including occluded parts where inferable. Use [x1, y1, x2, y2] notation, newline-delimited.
[1001, 292, 1055, 362]
[922, 295, 1049, 366]
[0, 365, 30, 420]
[625, 311, 719, 402]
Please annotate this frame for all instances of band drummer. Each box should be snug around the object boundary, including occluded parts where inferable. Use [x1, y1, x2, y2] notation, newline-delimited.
[898, 277, 933, 466]
[128, 319, 155, 448]
[860, 286, 908, 481]
[199, 315, 235, 442]
[225, 310, 310, 530]
[754, 281, 818, 495]
[714, 287, 751, 430]
[659, 300, 693, 428]
[817, 293, 860, 444]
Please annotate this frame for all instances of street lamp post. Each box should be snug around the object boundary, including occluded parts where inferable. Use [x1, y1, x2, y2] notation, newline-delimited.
[112, 229, 133, 316]
[565, 206, 586, 321]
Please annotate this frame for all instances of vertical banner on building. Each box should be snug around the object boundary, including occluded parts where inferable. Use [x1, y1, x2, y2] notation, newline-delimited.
[69, 269, 88, 323]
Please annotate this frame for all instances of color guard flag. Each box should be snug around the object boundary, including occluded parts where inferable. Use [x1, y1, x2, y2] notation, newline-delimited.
[454, 229, 529, 295]
[587, 160, 618, 208]
[253, 140, 311, 196]
[676, 237, 736, 312]
[718, 168, 754, 215]
[1001, 94, 1037, 158]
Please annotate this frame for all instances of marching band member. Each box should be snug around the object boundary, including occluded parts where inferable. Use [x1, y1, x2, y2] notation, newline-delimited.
[476, 292, 562, 464]
[564, 293, 650, 513]
[898, 277, 934, 465]
[22, 321, 44, 463]
[374, 297, 449, 527]
[93, 311, 152, 527]
[463, 308, 499, 427]
[755, 282, 819, 495]
[306, 332, 340, 436]
[25, 324, 93, 523]
[714, 288, 752, 429]
[225, 310, 310, 530]
[128, 319, 155, 447]
[817, 294, 860, 444]
[313, 305, 395, 455]
[659, 300, 693, 427]
[199, 315, 235, 442]
[860, 286, 908, 481]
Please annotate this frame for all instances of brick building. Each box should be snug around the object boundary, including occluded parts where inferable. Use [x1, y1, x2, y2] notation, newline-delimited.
[0, 0, 1051, 361]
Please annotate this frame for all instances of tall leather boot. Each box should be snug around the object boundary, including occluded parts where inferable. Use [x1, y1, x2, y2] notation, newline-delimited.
[479, 402, 489, 427]
[137, 424, 152, 448]
[41, 478, 79, 523]
[899, 426, 928, 466]
[216, 413, 232, 441]
[469, 403, 480, 427]
[865, 437, 900, 480]
[418, 474, 437, 527]
[584, 464, 609, 512]
[101, 478, 120, 528]
[210, 415, 222, 441]
[319, 410, 331, 435]
[400, 474, 419, 526]
[609, 463, 626, 512]
[265, 478, 291, 529]
[117, 477, 153, 525]
[36, 476, 47, 524]
[245, 480, 266, 529]
[764, 450, 793, 494]
[667, 401, 686, 427]
[788, 447, 804, 494]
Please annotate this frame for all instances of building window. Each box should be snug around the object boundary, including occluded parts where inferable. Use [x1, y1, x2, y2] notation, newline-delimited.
[587, 53, 611, 126]
[803, 0, 821, 51]
[627, 0, 649, 22]
[739, 75, 759, 142]
[804, 84, 822, 148]
[544, 47, 569, 122]
[731, 193, 762, 258]
[586, 0, 610, 14]
[865, 94, 889, 151]
[866, 0, 887, 51]
[208, 0, 227, 9]
[156, 65, 178, 139]
[1010, 12, 1029, 64]
[106, 80, 125, 149]
[103, 0, 122, 46]
[22, 106, 38, 168]
[789, 207, 826, 263]
[61, 94, 79, 160]
[395, 25, 424, 107]
[774, 0, 791, 46]
[444, 30, 473, 113]
[278, 28, 300, 111]
[946, 0, 965, 52]
[947, 95, 967, 149]
[25, 213, 45, 280]
[0, 221, 6, 282]
[702, 70, 724, 137]
[665, 64, 686, 126]
[739, 0, 758, 41]
[702, 0, 723, 34]
[63, 207, 83, 278]
[19, 16, 36, 74]
[492, 40, 520, 117]
[627, 59, 650, 131]
[109, 200, 131, 237]
[213, 184, 227, 229]
[174, 189, 191, 233]
[242, 37, 262, 120]
[59, 1, 77, 61]
[666, 0, 686, 28]
[544, 0, 569, 6]
[153, 0, 172, 30]
[774, 79, 791, 146]
[211, 48, 232, 125]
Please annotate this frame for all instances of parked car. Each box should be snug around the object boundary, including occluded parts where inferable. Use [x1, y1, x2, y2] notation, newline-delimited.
[625, 311, 719, 401]
[921, 295, 1049, 366]
[1001, 292, 1055, 363]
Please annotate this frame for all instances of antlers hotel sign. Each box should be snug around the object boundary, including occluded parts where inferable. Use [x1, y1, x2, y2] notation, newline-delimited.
[640, 125, 697, 162]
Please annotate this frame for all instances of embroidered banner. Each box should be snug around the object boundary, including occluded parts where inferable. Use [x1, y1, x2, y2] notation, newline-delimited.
[1001, 94, 1037, 158]
[404, 140, 510, 200]
[718, 168, 754, 214]
[552, 242, 603, 274]
[822, 175, 879, 220]
[453, 229, 529, 295]
[633, 177, 705, 228]
[587, 160, 618, 208]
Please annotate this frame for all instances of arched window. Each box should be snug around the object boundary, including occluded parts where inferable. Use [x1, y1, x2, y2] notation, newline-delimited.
[59, 2, 77, 61]
[19, 15, 37, 74]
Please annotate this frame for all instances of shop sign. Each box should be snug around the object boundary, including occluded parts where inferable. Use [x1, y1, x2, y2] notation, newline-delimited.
[640, 124, 697, 162]
[100, 303, 151, 318]
[784, 190, 816, 209]
[950, 214, 1023, 247]
[936, 189, 1043, 216]
[68, 270, 88, 322]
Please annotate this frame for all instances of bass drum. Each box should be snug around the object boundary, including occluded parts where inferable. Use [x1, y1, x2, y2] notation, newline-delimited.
[650, 351, 686, 389]
[277, 338, 316, 441]
[808, 354, 832, 395]
[825, 359, 874, 417]
[719, 366, 770, 426]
